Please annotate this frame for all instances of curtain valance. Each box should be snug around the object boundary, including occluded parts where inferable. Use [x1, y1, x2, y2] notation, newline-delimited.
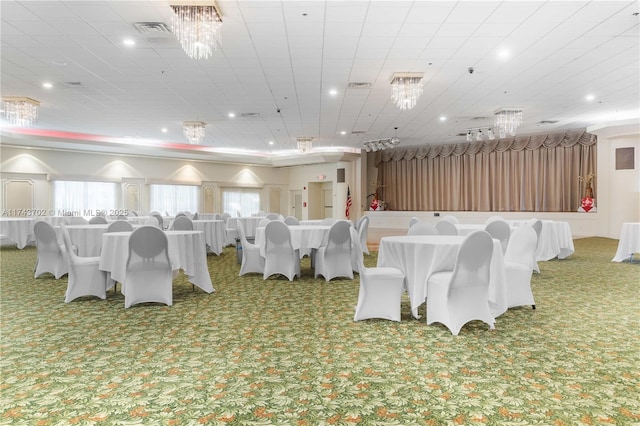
[376, 129, 596, 166]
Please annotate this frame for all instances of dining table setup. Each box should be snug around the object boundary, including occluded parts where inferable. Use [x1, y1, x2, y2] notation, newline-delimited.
[254, 224, 333, 257]
[191, 219, 226, 255]
[612, 222, 640, 262]
[99, 229, 214, 294]
[377, 234, 508, 320]
[227, 217, 263, 239]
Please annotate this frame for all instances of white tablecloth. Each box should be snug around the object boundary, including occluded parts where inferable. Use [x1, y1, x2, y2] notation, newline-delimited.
[254, 225, 332, 257]
[99, 230, 214, 293]
[197, 213, 219, 221]
[192, 220, 225, 255]
[612, 222, 640, 262]
[227, 217, 263, 238]
[65, 224, 110, 257]
[508, 220, 574, 261]
[0, 218, 34, 249]
[300, 219, 352, 226]
[377, 235, 508, 319]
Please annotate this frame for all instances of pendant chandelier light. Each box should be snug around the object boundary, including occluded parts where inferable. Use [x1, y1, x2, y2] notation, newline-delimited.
[494, 108, 523, 138]
[170, 1, 222, 60]
[297, 137, 313, 153]
[183, 121, 206, 144]
[1, 97, 40, 127]
[390, 73, 423, 110]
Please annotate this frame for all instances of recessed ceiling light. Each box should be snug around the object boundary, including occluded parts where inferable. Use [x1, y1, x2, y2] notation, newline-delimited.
[497, 48, 510, 60]
[340, 131, 346, 135]
[42, 82, 53, 89]
[161, 128, 168, 133]
[268, 141, 274, 145]
[123, 38, 135, 46]
[228, 112, 235, 118]
[585, 94, 595, 102]
[439, 116, 447, 121]
[329, 89, 338, 96]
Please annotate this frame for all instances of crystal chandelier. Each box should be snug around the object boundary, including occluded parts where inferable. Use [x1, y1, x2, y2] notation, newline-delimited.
[1, 97, 40, 127]
[183, 121, 206, 144]
[494, 108, 523, 138]
[363, 137, 400, 153]
[170, 2, 222, 60]
[390, 73, 423, 110]
[297, 137, 313, 153]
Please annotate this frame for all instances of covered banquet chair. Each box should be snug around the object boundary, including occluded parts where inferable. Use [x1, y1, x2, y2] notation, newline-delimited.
[485, 219, 511, 254]
[440, 215, 459, 224]
[408, 222, 438, 236]
[265, 213, 279, 220]
[504, 224, 537, 310]
[263, 220, 300, 281]
[357, 215, 370, 255]
[435, 219, 458, 235]
[33, 220, 68, 279]
[106, 220, 133, 233]
[89, 216, 108, 224]
[60, 224, 109, 303]
[526, 218, 543, 273]
[170, 216, 193, 230]
[67, 216, 89, 225]
[314, 221, 354, 281]
[238, 221, 264, 276]
[221, 212, 237, 246]
[124, 226, 173, 308]
[352, 228, 405, 322]
[426, 230, 495, 335]
[150, 212, 164, 229]
[408, 217, 420, 228]
[284, 216, 300, 226]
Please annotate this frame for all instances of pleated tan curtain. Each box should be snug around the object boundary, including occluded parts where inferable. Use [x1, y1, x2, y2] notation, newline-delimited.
[375, 130, 597, 212]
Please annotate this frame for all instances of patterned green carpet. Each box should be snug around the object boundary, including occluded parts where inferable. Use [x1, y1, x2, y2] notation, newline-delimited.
[1, 238, 639, 425]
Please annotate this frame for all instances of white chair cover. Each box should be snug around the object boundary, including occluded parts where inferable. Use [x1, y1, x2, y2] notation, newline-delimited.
[222, 212, 237, 246]
[314, 221, 354, 281]
[263, 221, 300, 281]
[265, 213, 279, 220]
[485, 219, 511, 254]
[504, 225, 537, 309]
[60, 224, 109, 302]
[284, 216, 300, 226]
[352, 228, 405, 322]
[258, 218, 271, 228]
[33, 221, 68, 279]
[486, 215, 505, 224]
[170, 216, 193, 230]
[408, 222, 438, 236]
[67, 216, 89, 225]
[426, 230, 495, 335]
[435, 219, 458, 235]
[408, 217, 420, 228]
[151, 213, 164, 229]
[526, 218, 542, 273]
[358, 216, 370, 255]
[440, 215, 459, 224]
[124, 226, 173, 308]
[238, 221, 265, 276]
[89, 216, 108, 224]
[106, 220, 133, 232]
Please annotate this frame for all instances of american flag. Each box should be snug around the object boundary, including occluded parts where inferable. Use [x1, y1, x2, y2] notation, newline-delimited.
[345, 186, 352, 218]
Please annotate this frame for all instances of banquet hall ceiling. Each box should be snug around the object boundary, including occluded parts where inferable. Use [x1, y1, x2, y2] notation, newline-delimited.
[1, 0, 639, 163]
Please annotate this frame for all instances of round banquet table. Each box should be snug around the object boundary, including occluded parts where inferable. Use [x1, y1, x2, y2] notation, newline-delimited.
[99, 230, 214, 293]
[508, 220, 574, 261]
[254, 225, 332, 257]
[377, 235, 508, 320]
[227, 217, 263, 238]
[0, 218, 34, 249]
[192, 219, 225, 255]
[612, 222, 640, 262]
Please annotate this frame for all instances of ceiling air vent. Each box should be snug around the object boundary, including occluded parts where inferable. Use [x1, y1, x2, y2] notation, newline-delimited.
[347, 82, 372, 89]
[539, 120, 559, 124]
[240, 112, 261, 119]
[351, 130, 367, 134]
[133, 22, 173, 36]
[61, 82, 86, 89]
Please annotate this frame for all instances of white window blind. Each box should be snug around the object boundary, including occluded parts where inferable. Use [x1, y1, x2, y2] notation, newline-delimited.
[150, 184, 198, 216]
[53, 181, 117, 216]
[222, 188, 260, 217]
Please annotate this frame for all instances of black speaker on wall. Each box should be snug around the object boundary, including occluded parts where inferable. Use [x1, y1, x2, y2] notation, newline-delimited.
[337, 168, 345, 183]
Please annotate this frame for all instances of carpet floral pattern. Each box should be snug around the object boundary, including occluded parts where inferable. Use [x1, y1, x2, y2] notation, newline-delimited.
[1, 237, 639, 425]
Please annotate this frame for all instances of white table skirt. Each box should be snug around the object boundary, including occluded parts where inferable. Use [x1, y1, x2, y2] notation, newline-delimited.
[508, 220, 574, 261]
[612, 222, 640, 262]
[377, 235, 508, 319]
[254, 225, 332, 257]
[227, 217, 263, 238]
[197, 213, 219, 221]
[99, 230, 214, 293]
[0, 218, 34, 249]
[300, 219, 352, 226]
[192, 220, 225, 255]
